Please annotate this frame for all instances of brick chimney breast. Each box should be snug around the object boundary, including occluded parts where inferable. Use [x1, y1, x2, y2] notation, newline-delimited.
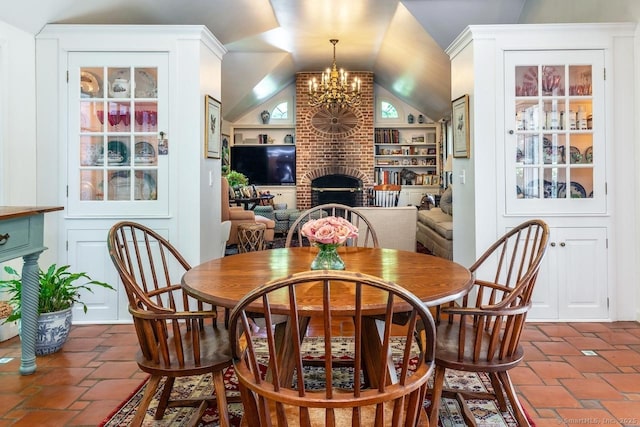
[296, 72, 374, 210]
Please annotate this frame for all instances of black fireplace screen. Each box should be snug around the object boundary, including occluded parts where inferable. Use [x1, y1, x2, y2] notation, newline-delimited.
[311, 175, 363, 207]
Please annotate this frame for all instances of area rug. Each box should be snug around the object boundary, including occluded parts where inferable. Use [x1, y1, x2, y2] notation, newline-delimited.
[100, 337, 531, 427]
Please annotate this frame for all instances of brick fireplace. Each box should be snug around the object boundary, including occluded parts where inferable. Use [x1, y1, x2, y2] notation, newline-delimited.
[294, 72, 375, 210]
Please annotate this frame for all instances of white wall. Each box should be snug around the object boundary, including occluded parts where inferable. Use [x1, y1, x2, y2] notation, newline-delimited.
[0, 21, 36, 206]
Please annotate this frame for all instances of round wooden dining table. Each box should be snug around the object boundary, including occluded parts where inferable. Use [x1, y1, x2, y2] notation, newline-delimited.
[182, 246, 472, 309]
[183, 246, 472, 387]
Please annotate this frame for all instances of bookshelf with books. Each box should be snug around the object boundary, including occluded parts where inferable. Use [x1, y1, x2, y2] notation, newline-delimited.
[374, 124, 440, 187]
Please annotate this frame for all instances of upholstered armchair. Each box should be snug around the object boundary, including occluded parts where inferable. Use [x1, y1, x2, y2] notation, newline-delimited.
[221, 177, 275, 246]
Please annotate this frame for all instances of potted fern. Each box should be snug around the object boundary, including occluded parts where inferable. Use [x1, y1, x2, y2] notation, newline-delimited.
[0, 264, 114, 355]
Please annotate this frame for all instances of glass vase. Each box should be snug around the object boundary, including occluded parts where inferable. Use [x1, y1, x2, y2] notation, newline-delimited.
[310, 243, 345, 270]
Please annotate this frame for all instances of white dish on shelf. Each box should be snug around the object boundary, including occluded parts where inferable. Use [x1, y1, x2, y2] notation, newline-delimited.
[135, 69, 157, 98]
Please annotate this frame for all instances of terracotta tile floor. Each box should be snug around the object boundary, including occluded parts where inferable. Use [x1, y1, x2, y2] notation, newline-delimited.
[0, 320, 639, 426]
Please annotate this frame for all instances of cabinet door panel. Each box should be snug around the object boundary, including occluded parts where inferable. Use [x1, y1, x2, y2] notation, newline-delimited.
[558, 227, 608, 319]
[67, 229, 122, 322]
[68, 52, 169, 217]
[505, 50, 605, 215]
[529, 227, 608, 320]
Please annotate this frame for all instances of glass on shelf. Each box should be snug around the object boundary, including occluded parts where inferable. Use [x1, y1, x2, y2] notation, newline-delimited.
[134, 102, 158, 133]
[80, 67, 103, 99]
[542, 99, 565, 130]
[568, 65, 592, 96]
[515, 65, 539, 96]
[542, 134, 566, 165]
[80, 136, 102, 166]
[517, 167, 540, 199]
[134, 67, 158, 98]
[515, 101, 541, 131]
[569, 101, 592, 130]
[107, 67, 131, 99]
[521, 134, 540, 165]
[80, 101, 103, 132]
[134, 136, 157, 166]
[107, 102, 131, 133]
[540, 65, 565, 96]
[80, 170, 103, 201]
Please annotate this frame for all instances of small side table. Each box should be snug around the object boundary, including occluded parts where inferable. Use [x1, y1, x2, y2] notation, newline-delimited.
[237, 223, 267, 253]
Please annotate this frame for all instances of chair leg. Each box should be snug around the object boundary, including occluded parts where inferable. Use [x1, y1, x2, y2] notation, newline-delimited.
[213, 370, 230, 427]
[132, 375, 162, 427]
[155, 376, 175, 419]
[428, 365, 446, 426]
[489, 372, 508, 411]
[497, 371, 531, 427]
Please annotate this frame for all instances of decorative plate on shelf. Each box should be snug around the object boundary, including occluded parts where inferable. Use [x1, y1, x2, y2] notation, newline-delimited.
[134, 141, 156, 164]
[135, 70, 157, 98]
[80, 71, 100, 97]
[584, 146, 593, 163]
[569, 146, 582, 163]
[557, 181, 587, 198]
[108, 140, 129, 165]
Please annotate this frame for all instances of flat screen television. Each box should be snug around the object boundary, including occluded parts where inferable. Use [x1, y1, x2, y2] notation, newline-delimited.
[230, 145, 296, 186]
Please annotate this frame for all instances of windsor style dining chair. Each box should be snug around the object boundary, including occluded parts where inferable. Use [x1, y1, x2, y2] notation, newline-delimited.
[428, 219, 549, 427]
[107, 221, 233, 427]
[229, 270, 437, 427]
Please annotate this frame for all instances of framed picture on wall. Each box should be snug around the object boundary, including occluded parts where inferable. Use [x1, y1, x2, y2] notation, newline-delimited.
[452, 94, 470, 158]
[205, 95, 221, 159]
[221, 133, 230, 173]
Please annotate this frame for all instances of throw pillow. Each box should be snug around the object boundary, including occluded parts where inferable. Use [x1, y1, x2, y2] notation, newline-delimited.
[440, 186, 453, 216]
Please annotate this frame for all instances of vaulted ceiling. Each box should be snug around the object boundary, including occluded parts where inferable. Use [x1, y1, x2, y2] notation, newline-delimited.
[0, 0, 528, 122]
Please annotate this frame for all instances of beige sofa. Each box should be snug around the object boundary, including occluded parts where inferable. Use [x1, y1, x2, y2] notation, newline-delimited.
[416, 187, 453, 259]
[355, 206, 417, 252]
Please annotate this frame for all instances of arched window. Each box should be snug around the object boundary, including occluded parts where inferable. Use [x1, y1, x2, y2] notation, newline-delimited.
[271, 102, 288, 120]
[380, 101, 399, 119]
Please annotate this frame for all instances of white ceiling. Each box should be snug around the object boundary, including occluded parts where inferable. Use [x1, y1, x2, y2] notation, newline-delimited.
[0, 0, 527, 121]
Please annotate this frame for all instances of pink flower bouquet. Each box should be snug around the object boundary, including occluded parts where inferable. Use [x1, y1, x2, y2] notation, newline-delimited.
[300, 216, 359, 246]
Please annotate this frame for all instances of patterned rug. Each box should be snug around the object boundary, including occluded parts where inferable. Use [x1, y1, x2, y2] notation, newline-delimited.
[100, 337, 531, 427]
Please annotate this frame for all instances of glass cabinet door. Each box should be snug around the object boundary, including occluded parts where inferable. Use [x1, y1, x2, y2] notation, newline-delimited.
[506, 50, 605, 215]
[68, 53, 169, 217]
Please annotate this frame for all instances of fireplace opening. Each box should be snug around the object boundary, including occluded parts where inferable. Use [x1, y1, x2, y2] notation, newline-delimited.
[311, 174, 364, 207]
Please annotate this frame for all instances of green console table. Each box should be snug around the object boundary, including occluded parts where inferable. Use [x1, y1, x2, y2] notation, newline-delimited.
[0, 206, 63, 375]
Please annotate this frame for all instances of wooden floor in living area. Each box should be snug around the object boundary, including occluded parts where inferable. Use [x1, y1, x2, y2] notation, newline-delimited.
[0, 319, 638, 426]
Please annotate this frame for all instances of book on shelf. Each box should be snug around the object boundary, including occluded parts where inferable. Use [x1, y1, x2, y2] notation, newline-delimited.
[374, 128, 400, 144]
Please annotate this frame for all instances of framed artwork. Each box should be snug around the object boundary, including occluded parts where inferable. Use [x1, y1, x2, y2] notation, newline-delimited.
[411, 134, 426, 144]
[221, 133, 230, 173]
[205, 95, 221, 159]
[452, 94, 470, 158]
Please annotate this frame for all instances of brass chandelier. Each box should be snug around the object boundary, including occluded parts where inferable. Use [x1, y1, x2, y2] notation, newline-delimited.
[308, 39, 361, 108]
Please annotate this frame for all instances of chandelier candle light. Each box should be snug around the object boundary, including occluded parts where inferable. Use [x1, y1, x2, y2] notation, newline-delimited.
[301, 216, 359, 270]
[308, 39, 361, 109]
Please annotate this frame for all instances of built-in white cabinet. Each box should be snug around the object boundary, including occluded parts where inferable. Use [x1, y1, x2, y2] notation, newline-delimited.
[446, 23, 636, 321]
[531, 227, 608, 320]
[36, 24, 226, 322]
